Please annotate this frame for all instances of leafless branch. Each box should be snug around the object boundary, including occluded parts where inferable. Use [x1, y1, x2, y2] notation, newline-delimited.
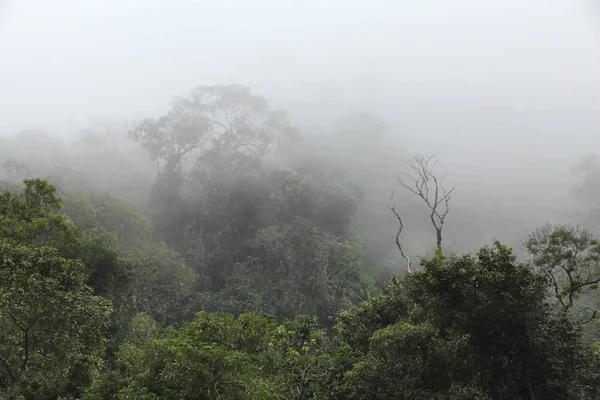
[396, 153, 455, 251]
[389, 204, 412, 274]
[580, 307, 599, 325]
[389, 189, 412, 274]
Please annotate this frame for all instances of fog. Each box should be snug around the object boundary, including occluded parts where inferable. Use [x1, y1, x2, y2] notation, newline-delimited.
[1, 0, 599, 264]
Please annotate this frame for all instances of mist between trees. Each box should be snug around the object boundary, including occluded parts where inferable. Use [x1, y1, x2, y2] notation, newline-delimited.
[1, 84, 600, 399]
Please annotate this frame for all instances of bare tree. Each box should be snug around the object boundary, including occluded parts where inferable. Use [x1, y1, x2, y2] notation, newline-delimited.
[389, 202, 412, 274]
[396, 153, 455, 252]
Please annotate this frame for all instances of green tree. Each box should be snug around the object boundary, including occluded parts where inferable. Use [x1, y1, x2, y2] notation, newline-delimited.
[525, 223, 600, 325]
[239, 218, 377, 323]
[128, 84, 297, 187]
[120, 248, 195, 326]
[61, 191, 156, 255]
[128, 85, 299, 269]
[0, 241, 111, 399]
[61, 190, 195, 326]
[85, 312, 332, 400]
[266, 168, 363, 237]
[273, 315, 336, 399]
[0, 179, 113, 398]
[334, 243, 597, 399]
[0, 178, 78, 250]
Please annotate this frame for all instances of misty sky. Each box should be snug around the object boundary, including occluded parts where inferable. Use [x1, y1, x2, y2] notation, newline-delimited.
[0, 0, 599, 209]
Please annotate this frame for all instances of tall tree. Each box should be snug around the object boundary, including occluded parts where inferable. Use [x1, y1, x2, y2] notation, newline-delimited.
[0, 180, 112, 398]
[129, 84, 298, 180]
[0, 242, 111, 398]
[129, 85, 299, 254]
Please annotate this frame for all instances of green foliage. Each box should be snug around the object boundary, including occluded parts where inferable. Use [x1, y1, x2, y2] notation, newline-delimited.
[4, 85, 600, 399]
[147, 162, 372, 322]
[274, 315, 337, 399]
[0, 241, 111, 399]
[191, 283, 275, 317]
[85, 312, 332, 400]
[0, 180, 125, 300]
[0, 179, 112, 398]
[2, 176, 600, 399]
[125, 87, 375, 325]
[342, 322, 468, 400]
[335, 242, 598, 399]
[525, 223, 600, 325]
[266, 168, 363, 237]
[335, 284, 413, 354]
[179, 173, 269, 291]
[119, 249, 195, 326]
[61, 191, 156, 254]
[0, 178, 78, 250]
[239, 218, 378, 323]
[92, 248, 600, 400]
[0, 179, 199, 398]
[60, 189, 195, 325]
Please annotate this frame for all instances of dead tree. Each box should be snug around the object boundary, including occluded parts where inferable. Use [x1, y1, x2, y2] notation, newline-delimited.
[389, 200, 412, 273]
[396, 153, 455, 252]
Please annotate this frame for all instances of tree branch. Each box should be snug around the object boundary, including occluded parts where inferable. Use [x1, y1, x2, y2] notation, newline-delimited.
[389, 203, 412, 274]
[396, 153, 455, 251]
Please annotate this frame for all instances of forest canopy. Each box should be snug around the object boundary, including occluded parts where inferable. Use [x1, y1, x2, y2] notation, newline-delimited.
[1, 84, 600, 399]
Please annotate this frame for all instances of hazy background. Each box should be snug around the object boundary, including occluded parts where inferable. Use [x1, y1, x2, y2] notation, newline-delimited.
[1, 0, 599, 256]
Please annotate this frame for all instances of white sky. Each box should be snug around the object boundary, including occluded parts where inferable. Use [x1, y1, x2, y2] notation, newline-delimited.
[0, 0, 599, 203]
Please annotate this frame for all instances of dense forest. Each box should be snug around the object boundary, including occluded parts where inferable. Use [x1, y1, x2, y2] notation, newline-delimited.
[2, 84, 600, 399]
